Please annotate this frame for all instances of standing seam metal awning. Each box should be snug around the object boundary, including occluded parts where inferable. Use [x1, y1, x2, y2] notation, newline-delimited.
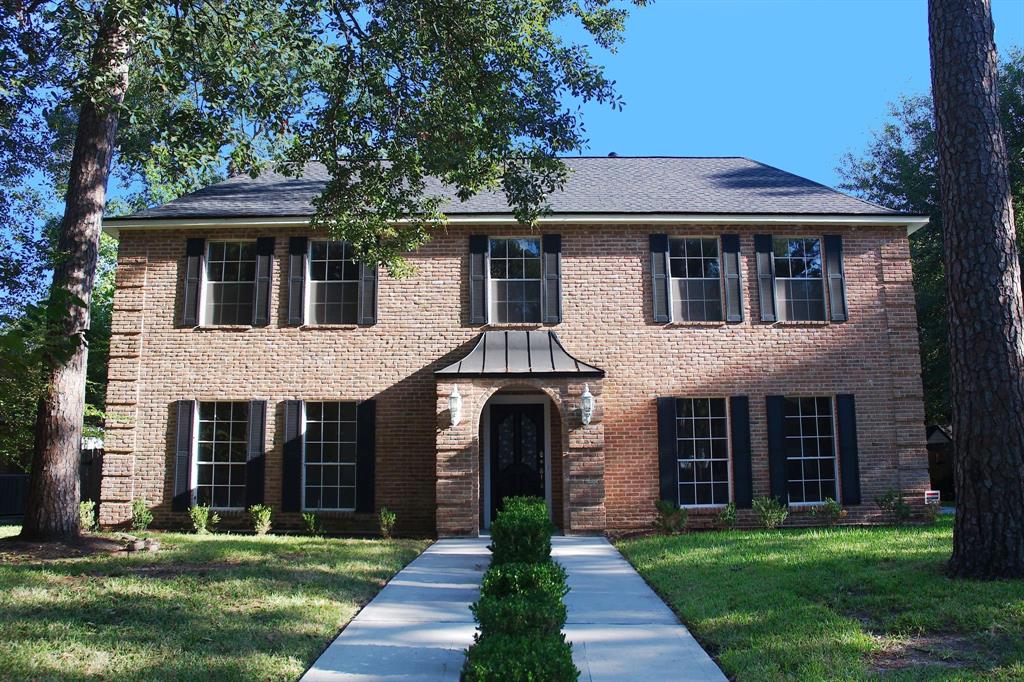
[436, 331, 604, 377]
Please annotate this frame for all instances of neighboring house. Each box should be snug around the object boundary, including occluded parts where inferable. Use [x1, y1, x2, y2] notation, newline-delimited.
[98, 156, 931, 535]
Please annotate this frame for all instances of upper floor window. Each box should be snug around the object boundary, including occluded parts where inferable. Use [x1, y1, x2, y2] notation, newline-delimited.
[309, 240, 360, 324]
[784, 396, 837, 504]
[205, 241, 256, 325]
[489, 237, 541, 323]
[674, 397, 731, 506]
[669, 237, 722, 321]
[195, 401, 249, 509]
[773, 237, 825, 321]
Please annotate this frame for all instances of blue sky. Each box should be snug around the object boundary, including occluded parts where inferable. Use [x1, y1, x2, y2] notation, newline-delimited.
[563, 0, 1024, 188]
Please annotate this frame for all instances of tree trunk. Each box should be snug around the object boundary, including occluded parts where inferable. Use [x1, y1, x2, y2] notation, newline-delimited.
[20, 7, 133, 541]
[929, 0, 1024, 578]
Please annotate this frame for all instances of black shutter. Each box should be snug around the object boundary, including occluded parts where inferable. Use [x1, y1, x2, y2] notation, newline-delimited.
[245, 400, 267, 506]
[356, 399, 376, 513]
[358, 263, 378, 325]
[836, 394, 862, 505]
[823, 235, 848, 322]
[282, 400, 303, 512]
[253, 237, 274, 326]
[541, 234, 562, 324]
[469, 235, 488, 324]
[650, 234, 670, 323]
[721, 234, 743, 322]
[730, 396, 753, 508]
[765, 395, 787, 502]
[754, 235, 777, 322]
[287, 237, 307, 326]
[656, 397, 678, 503]
[181, 239, 205, 327]
[173, 400, 195, 511]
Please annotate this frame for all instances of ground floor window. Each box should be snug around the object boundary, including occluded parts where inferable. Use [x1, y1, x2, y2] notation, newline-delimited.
[304, 401, 358, 510]
[195, 401, 248, 508]
[675, 397, 730, 506]
[784, 396, 838, 503]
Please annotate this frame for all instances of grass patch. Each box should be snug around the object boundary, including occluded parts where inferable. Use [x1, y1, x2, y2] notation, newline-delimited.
[0, 525, 428, 681]
[617, 517, 1023, 681]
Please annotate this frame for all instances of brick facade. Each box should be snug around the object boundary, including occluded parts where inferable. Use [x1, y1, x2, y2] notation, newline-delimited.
[100, 222, 930, 535]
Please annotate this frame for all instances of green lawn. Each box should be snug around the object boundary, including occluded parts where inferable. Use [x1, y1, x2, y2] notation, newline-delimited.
[618, 517, 1024, 681]
[0, 526, 428, 681]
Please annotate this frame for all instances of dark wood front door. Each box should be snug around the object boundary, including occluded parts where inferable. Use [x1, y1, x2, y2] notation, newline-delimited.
[490, 403, 545, 520]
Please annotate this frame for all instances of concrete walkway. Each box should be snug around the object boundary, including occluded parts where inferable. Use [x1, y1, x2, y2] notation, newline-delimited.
[302, 535, 724, 682]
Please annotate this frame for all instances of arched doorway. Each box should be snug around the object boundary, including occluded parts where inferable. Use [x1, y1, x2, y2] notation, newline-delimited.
[479, 390, 560, 529]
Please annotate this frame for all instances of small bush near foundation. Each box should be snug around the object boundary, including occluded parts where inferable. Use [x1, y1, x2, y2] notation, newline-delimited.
[752, 497, 789, 530]
[248, 504, 272, 535]
[875, 490, 912, 526]
[131, 497, 153, 532]
[653, 499, 688, 534]
[302, 512, 323, 536]
[78, 500, 97, 532]
[472, 590, 566, 636]
[489, 497, 553, 565]
[810, 498, 846, 527]
[480, 561, 568, 601]
[716, 501, 737, 530]
[379, 506, 396, 539]
[189, 505, 220, 534]
[463, 633, 578, 682]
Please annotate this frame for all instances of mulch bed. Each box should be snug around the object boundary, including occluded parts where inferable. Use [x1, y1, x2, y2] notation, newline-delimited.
[0, 533, 129, 562]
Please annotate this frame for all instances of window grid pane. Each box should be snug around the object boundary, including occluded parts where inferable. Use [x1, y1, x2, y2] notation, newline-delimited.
[196, 401, 249, 508]
[489, 238, 541, 323]
[310, 240, 360, 324]
[669, 237, 723, 321]
[783, 396, 837, 504]
[675, 398, 730, 506]
[304, 401, 358, 511]
[772, 237, 825, 321]
[206, 241, 257, 325]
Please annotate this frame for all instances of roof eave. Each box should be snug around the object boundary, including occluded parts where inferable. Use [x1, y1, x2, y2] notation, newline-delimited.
[102, 212, 931, 237]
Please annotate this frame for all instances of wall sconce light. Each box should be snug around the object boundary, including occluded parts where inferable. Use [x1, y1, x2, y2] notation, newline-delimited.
[448, 385, 463, 427]
[580, 384, 595, 426]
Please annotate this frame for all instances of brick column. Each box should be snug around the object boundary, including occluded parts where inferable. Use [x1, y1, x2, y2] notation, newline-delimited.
[99, 252, 147, 526]
[562, 381, 606, 534]
[435, 380, 481, 536]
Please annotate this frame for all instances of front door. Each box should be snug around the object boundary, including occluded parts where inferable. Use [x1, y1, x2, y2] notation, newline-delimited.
[490, 403, 545, 521]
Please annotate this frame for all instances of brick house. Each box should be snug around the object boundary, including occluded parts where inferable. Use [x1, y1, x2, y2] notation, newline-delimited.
[99, 156, 931, 536]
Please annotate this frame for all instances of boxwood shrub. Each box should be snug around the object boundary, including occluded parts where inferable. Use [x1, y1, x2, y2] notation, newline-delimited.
[471, 589, 567, 636]
[480, 560, 568, 600]
[462, 633, 578, 682]
[488, 496, 553, 565]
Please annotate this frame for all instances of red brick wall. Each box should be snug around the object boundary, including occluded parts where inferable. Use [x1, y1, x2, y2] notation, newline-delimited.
[100, 223, 929, 534]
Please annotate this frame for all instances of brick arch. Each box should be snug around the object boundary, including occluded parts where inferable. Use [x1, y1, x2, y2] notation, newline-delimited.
[476, 382, 568, 424]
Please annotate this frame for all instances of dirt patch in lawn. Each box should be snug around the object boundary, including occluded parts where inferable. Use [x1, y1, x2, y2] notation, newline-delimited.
[869, 634, 986, 674]
[100, 561, 244, 578]
[0, 533, 131, 562]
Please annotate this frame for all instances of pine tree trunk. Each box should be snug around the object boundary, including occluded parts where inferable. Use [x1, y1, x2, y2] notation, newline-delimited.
[929, 0, 1024, 579]
[20, 7, 133, 541]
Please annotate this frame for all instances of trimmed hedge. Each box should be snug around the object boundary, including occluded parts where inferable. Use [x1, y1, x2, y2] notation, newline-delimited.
[462, 633, 578, 682]
[480, 560, 568, 600]
[471, 589, 567, 636]
[488, 496, 554, 565]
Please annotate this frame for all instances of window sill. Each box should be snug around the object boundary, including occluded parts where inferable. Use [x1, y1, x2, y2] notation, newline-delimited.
[665, 321, 728, 328]
[302, 509, 359, 516]
[771, 319, 830, 327]
[300, 324, 359, 331]
[194, 325, 253, 332]
[482, 322, 549, 329]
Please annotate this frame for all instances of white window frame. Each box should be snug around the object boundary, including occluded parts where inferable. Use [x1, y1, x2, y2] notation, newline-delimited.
[191, 400, 248, 511]
[667, 236, 724, 323]
[304, 239, 361, 326]
[201, 239, 258, 326]
[673, 396, 733, 509]
[772, 236, 827, 322]
[300, 400, 359, 513]
[487, 236, 543, 324]
[782, 395, 840, 506]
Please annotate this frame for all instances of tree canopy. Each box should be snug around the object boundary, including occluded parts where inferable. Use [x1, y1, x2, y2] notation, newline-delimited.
[838, 48, 1024, 424]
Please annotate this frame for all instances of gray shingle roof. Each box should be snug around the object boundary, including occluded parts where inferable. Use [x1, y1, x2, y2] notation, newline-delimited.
[436, 330, 604, 377]
[109, 156, 900, 221]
